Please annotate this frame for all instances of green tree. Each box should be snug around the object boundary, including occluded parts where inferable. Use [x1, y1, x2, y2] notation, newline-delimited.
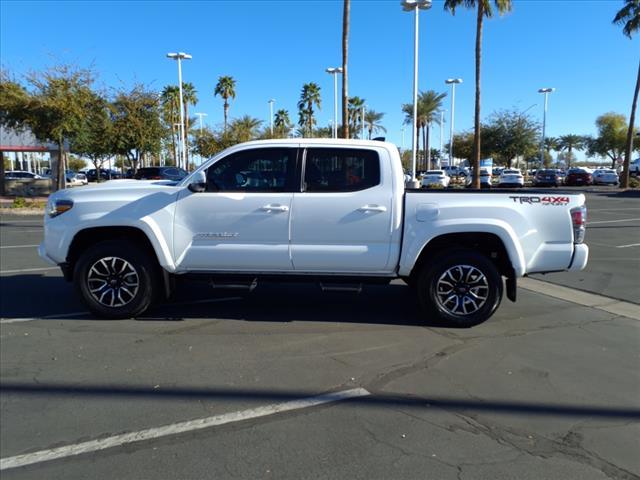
[482, 109, 540, 168]
[557, 134, 586, 169]
[444, 0, 512, 187]
[613, 0, 640, 188]
[586, 112, 631, 168]
[67, 155, 87, 172]
[70, 91, 114, 180]
[111, 85, 163, 172]
[0, 66, 95, 190]
[214, 76, 236, 132]
[543, 137, 559, 167]
[273, 109, 291, 137]
[365, 109, 386, 140]
[297, 82, 322, 137]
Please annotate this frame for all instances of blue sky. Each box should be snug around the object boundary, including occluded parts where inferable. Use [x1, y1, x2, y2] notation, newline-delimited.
[1, 0, 638, 159]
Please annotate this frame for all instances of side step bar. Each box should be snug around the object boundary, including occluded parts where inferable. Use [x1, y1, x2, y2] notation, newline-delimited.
[319, 282, 363, 294]
[209, 277, 258, 292]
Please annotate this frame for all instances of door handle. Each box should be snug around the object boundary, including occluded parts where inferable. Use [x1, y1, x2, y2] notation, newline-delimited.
[358, 205, 387, 213]
[260, 204, 289, 212]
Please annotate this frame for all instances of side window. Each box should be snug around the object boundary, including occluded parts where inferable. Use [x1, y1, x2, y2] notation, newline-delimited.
[206, 148, 296, 192]
[304, 148, 380, 192]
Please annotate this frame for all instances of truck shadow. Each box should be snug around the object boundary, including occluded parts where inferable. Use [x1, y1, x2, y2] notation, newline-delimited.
[0, 275, 454, 328]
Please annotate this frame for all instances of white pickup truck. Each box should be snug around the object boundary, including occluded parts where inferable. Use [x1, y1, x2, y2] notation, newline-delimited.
[39, 139, 589, 326]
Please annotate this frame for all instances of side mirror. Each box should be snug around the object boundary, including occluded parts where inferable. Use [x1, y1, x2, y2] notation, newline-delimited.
[187, 170, 207, 193]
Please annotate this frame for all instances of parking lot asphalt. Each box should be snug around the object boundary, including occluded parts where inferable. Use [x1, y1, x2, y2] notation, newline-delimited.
[1, 188, 639, 480]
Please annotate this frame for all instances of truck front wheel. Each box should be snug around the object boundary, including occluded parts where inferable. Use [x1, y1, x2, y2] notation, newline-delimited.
[417, 250, 503, 327]
[74, 240, 157, 319]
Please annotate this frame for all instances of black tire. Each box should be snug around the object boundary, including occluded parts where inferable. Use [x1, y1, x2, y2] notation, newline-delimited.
[74, 240, 157, 319]
[416, 249, 503, 327]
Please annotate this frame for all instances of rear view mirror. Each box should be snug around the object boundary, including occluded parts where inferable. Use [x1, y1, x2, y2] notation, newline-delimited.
[187, 170, 207, 193]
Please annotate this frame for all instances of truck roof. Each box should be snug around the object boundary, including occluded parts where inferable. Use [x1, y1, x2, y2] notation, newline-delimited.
[231, 138, 397, 149]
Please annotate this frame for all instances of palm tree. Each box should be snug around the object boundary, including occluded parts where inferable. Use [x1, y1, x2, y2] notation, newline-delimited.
[181, 82, 198, 168]
[297, 82, 322, 137]
[348, 96, 365, 138]
[557, 134, 586, 168]
[402, 90, 447, 170]
[273, 109, 291, 137]
[444, 0, 512, 187]
[161, 85, 180, 165]
[230, 115, 263, 143]
[613, 0, 640, 188]
[365, 110, 386, 139]
[342, 0, 350, 139]
[543, 136, 559, 167]
[214, 76, 236, 132]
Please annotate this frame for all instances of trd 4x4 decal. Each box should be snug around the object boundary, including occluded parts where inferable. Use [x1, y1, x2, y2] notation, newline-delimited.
[509, 196, 570, 206]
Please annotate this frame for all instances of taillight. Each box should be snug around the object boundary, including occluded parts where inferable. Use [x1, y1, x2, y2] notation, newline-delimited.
[151, 176, 162, 180]
[571, 205, 587, 244]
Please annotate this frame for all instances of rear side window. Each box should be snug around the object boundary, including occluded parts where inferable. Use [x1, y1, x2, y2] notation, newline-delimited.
[304, 148, 380, 192]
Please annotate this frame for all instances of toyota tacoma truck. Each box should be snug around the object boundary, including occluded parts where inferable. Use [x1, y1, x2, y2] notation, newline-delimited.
[39, 139, 589, 326]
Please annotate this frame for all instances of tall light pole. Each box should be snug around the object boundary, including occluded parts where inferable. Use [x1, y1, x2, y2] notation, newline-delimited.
[445, 78, 462, 166]
[167, 52, 192, 170]
[402, 0, 431, 184]
[268, 99, 275, 135]
[538, 88, 555, 165]
[326, 67, 342, 138]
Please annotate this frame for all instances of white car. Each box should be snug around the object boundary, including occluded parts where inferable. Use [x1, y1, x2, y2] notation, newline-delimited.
[465, 169, 493, 188]
[593, 169, 619, 185]
[498, 169, 524, 188]
[421, 170, 450, 188]
[39, 139, 589, 327]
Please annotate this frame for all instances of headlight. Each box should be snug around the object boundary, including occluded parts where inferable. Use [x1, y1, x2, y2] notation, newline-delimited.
[47, 198, 74, 218]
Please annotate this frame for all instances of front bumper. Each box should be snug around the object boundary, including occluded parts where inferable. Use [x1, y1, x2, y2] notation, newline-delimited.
[568, 244, 589, 271]
[38, 243, 57, 266]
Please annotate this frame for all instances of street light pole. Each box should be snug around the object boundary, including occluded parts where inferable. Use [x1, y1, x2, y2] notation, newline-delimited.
[326, 67, 343, 139]
[445, 78, 462, 166]
[195, 112, 207, 167]
[167, 52, 192, 171]
[268, 99, 275, 135]
[538, 88, 555, 165]
[402, 0, 431, 184]
[440, 109, 445, 165]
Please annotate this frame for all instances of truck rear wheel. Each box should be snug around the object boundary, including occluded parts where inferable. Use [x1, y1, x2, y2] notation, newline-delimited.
[417, 249, 503, 327]
[74, 240, 156, 319]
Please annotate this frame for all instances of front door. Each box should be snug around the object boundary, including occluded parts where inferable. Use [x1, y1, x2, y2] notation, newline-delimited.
[174, 147, 298, 272]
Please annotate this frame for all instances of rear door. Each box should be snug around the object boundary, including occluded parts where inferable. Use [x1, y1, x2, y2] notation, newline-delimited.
[174, 147, 298, 272]
[290, 147, 395, 273]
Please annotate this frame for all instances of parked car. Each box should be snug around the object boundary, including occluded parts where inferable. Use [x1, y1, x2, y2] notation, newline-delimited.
[628, 158, 640, 177]
[465, 169, 492, 188]
[134, 167, 188, 181]
[85, 169, 117, 182]
[421, 170, 450, 188]
[592, 169, 619, 186]
[40, 139, 589, 327]
[443, 166, 469, 177]
[533, 169, 562, 187]
[498, 169, 524, 188]
[5, 171, 42, 180]
[564, 168, 593, 186]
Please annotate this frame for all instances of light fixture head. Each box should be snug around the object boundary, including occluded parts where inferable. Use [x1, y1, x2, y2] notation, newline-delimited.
[538, 87, 555, 93]
[445, 78, 463, 84]
[401, 0, 431, 12]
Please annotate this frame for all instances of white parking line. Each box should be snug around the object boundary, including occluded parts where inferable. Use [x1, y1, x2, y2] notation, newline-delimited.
[0, 387, 370, 470]
[588, 218, 640, 225]
[616, 243, 640, 249]
[0, 267, 58, 275]
[0, 245, 39, 249]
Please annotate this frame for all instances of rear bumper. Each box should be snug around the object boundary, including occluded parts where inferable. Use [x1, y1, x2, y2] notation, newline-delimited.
[568, 244, 589, 271]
